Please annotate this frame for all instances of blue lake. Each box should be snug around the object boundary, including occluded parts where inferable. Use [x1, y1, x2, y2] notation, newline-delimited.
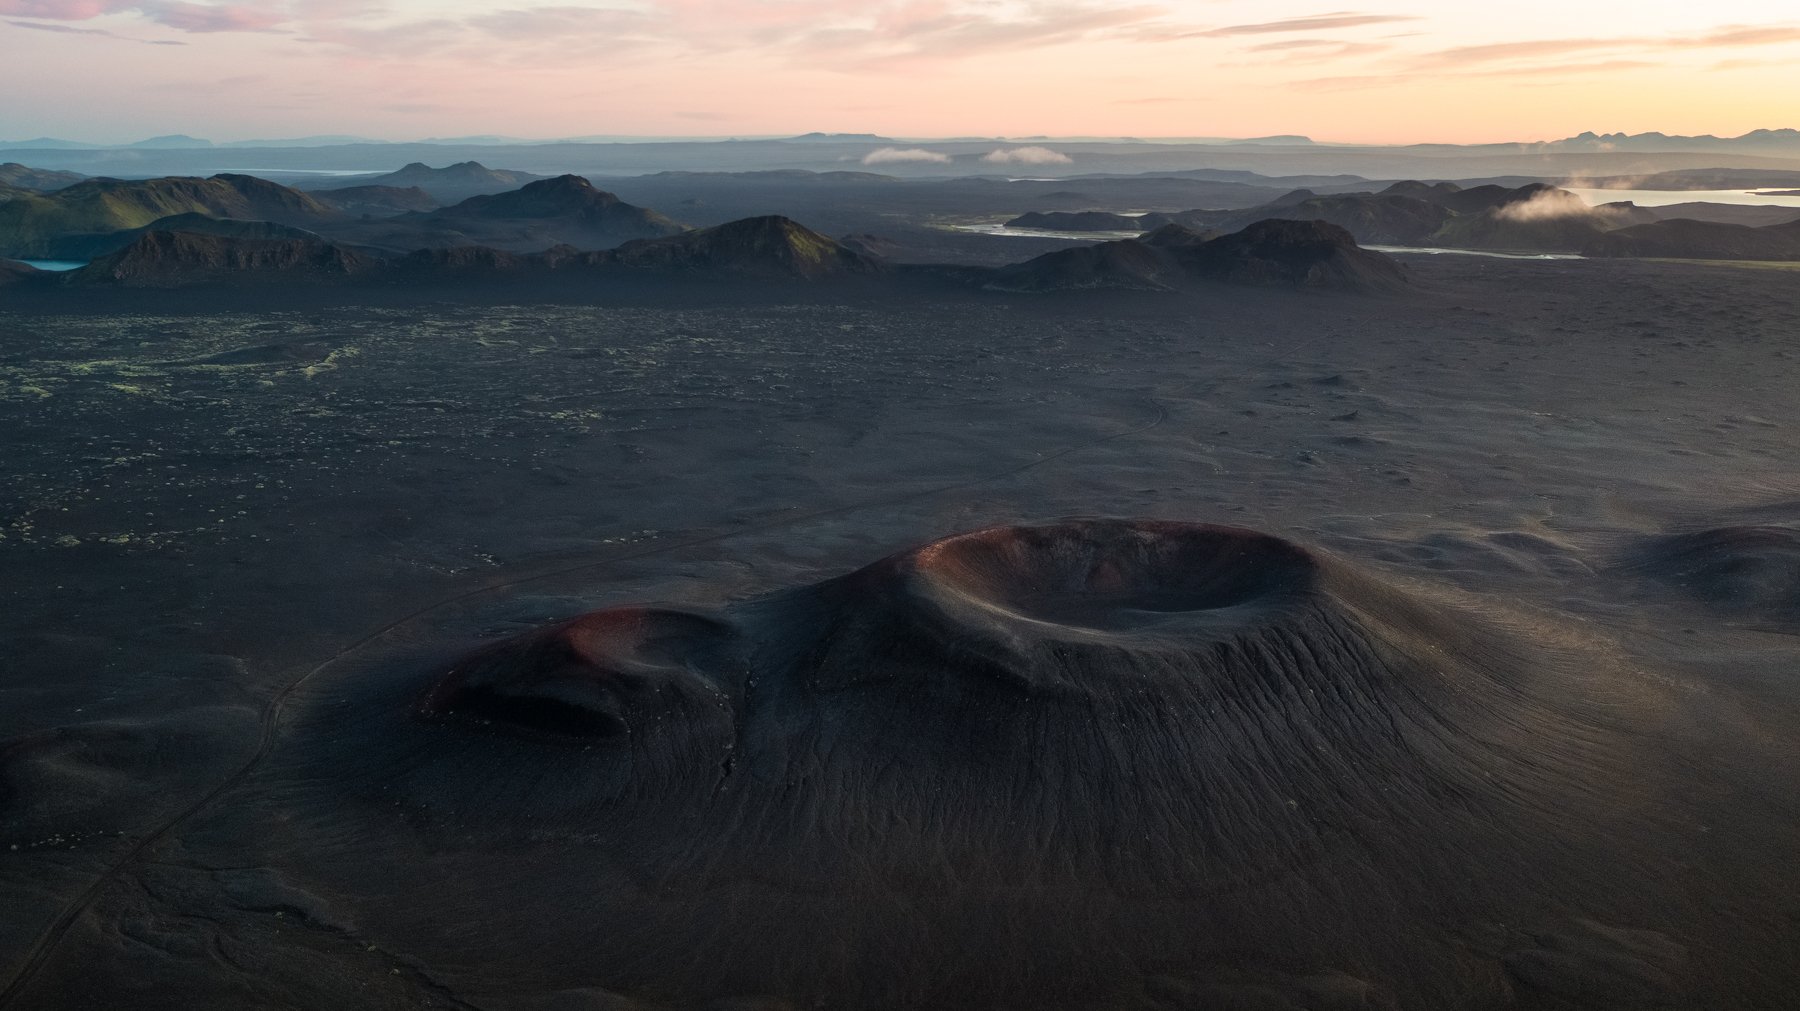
[18, 260, 85, 271]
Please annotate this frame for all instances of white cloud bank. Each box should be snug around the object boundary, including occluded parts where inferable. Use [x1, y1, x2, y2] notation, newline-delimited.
[861, 147, 953, 165]
[980, 145, 1073, 165]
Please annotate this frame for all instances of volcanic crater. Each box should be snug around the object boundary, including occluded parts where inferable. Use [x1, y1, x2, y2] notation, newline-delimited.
[235, 520, 1693, 1009]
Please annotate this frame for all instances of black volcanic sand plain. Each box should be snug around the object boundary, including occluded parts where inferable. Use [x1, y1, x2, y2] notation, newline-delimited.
[2, 255, 1799, 1010]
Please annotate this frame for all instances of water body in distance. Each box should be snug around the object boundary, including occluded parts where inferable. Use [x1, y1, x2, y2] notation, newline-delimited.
[1570, 188, 1800, 208]
[951, 223, 1146, 241]
[217, 168, 376, 177]
[1367, 246, 1584, 261]
[955, 223, 1587, 260]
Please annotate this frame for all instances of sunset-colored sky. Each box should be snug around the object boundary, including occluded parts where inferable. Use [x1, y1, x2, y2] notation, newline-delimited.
[3, 1, 1797, 144]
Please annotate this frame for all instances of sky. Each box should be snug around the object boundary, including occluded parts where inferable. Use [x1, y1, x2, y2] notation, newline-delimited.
[2, 1, 1798, 144]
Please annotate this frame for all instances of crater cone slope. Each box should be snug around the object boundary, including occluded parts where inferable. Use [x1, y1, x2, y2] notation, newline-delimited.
[257, 520, 1681, 1010]
[1628, 525, 1800, 624]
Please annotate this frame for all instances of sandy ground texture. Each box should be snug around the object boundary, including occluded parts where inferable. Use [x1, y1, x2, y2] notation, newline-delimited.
[1, 255, 1798, 1009]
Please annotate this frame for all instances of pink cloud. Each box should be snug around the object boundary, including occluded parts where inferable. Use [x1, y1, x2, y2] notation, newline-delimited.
[149, 1, 286, 32]
[0, 0, 287, 31]
[4, 14, 182, 40]
[1695, 24, 1800, 46]
[1411, 24, 1800, 70]
[1244, 38, 1389, 64]
[466, 5, 653, 41]
[0, 0, 135, 16]
[1412, 37, 1646, 69]
[286, 0, 1174, 71]
[1204, 12, 1419, 36]
[1301, 58, 1671, 91]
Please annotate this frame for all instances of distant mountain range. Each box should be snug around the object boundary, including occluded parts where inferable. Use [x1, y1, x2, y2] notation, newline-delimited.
[1584, 218, 1800, 260]
[607, 215, 879, 278]
[0, 134, 381, 150]
[787, 133, 892, 143]
[0, 132, 887, 150]
[1005, 180, 1800, 256]
[313, 161, 550, 202]
[7, 166, 1800, 274]
[0, 170, 678, 258]
[329, 175, 685, 253]
[1537, 129, 1800, 153]
[989, 220, 1402, 293]
[63, 229, 370, 284]
[0, 173, 341, 258]
[7, 135, 1800, 185]
[32, 214, 886, 287]
[0, 215, 1406, 294]
[30, 213, 333, 262]
[306, 185, 438, 218]
[8, 186, 1800, 293]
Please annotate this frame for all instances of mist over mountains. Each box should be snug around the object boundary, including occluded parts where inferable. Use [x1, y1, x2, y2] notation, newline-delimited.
[5, 157, 1800, 281]
[5, 130, 1800, 183]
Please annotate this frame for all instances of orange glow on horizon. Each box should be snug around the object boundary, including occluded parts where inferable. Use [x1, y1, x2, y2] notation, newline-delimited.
[1, 1, 1796, 144]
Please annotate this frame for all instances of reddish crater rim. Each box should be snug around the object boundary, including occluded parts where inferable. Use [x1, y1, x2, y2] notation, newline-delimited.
[892, 520, 1321, 630]
[418, 606, 730, 740]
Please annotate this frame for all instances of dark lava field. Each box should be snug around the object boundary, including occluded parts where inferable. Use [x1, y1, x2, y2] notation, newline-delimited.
[2, 255, 1798, 1010]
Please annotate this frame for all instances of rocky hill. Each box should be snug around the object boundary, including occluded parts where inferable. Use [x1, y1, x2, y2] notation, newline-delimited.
[322, 161, 548, 203]
[988, 238, 1184, 292]
[312, 185, 439, 217]
[71, 230, 373, 286]
[1000, 181, 1681, 255]
[32, 213, 331, 261]
[338, 175, 685, 253]
[0, 258, 48, 286]
[0, 173, 339, 258]
[986, 219, 1403, 293]
[606, 216, 882, 278]
[1583, 218, 1800, 260]
[0, 163, 84, 193]
[1182, 219, 1407, 289]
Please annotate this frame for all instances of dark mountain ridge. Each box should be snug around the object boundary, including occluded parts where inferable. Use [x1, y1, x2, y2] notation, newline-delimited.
[606, 216, 884, 278]
[312, 185, 439, 217]
[0, 163, 85, 193]
[312, 161, 549, 202]
[438, 175, 673, 224]
[1004, 181, 1668, 254]
[36, 215, 878, 287]
[1184, 219, 1406, 288]
[0, 173, 340, 257]
[69, 230, 374, 285]
[990, 219, 1403, 293]
[334, 175, 686, 252]
[0, 258, 46, 286]
[30, 213, 331, 261]
[1543, 129, 1800, 153]
[988, 236, 1186, 292]
[16, 216, 1401, 294]
[1583, 218, 1800, 260]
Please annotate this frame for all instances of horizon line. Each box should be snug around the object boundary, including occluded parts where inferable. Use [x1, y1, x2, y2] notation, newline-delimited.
[3, 128, 1797, 151]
